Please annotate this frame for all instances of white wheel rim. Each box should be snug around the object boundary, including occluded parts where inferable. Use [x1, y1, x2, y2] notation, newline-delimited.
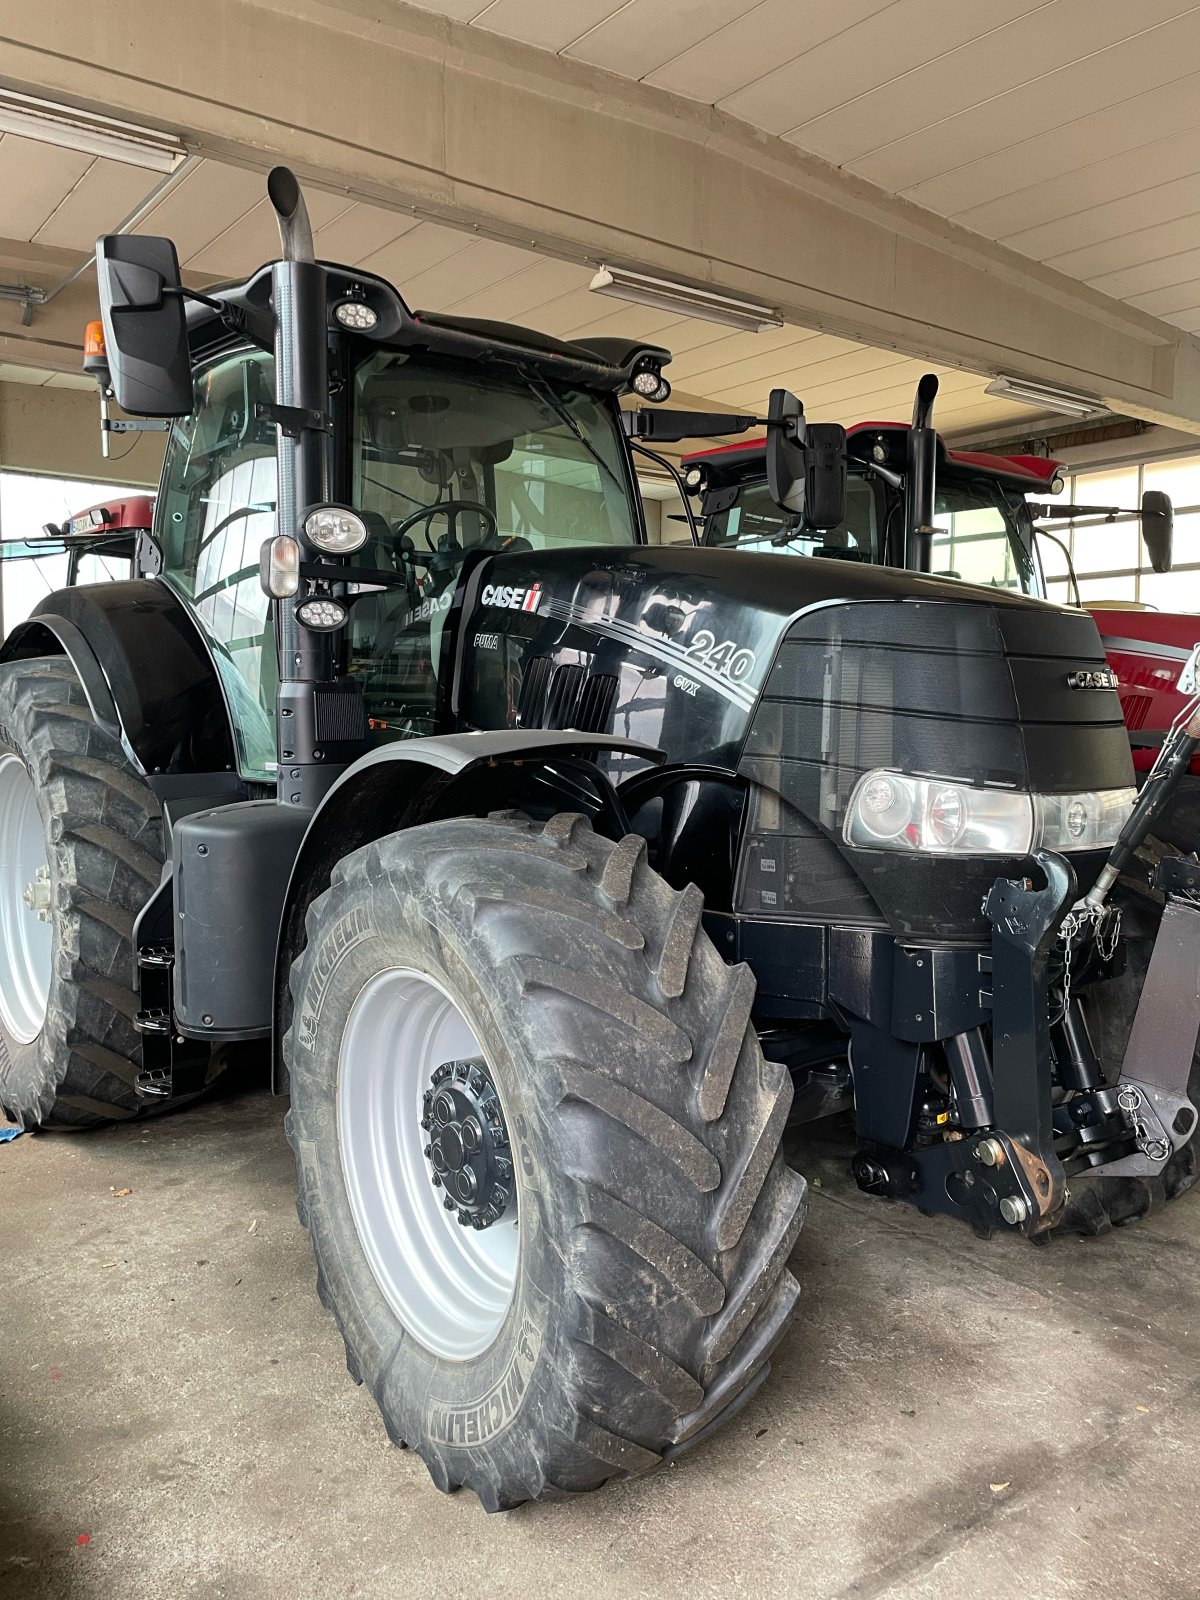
[337, 968, 519, 1360]
[0, 752, 52, 1044]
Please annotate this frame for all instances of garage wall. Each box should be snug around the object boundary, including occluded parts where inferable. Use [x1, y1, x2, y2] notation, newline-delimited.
[0, 382, 163, 488]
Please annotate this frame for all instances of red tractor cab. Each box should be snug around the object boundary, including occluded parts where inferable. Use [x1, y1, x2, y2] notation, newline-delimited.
[45, 494, 155, 585]
[682, 426, 1197, 771]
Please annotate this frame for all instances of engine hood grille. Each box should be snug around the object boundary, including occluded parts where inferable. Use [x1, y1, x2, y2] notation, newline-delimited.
[738, 596, 1133, 940]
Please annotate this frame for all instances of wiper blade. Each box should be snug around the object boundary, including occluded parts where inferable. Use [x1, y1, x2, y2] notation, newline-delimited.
[717, 524, 807, 547]
[521, 368, 625, 495]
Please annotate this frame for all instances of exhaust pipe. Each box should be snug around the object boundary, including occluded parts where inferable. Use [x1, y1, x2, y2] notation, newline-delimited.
[268, 166, 316, 264]
[905, 373, 939, 573]
[265, 167, 330, 808]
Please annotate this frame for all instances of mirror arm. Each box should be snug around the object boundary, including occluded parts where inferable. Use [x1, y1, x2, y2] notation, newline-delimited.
[627, 439, 701, 546]
[1036, 527, 1082, 607]
[1028, 501, 1126, 519]
[165, 286, 275, 352]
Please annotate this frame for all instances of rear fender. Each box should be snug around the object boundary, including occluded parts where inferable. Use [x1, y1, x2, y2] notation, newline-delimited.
[271, 730, 662, 1090]
[0, 579, 236, 776]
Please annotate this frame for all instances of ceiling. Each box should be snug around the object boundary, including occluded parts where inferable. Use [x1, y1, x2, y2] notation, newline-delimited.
[404, 0, 1200, 336]
[9, 0, 1200, 438]
[0, 146, 1040, 440]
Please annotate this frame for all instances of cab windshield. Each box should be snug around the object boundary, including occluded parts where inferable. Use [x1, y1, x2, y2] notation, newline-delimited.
[155, 346, 638, 779]
[702, 476, 880, 562]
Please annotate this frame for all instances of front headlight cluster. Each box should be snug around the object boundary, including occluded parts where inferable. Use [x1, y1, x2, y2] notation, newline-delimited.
[843, 769, 1135, 857]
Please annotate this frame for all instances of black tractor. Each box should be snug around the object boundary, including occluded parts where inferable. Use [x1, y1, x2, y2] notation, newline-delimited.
[2, 170, 1197, 1509]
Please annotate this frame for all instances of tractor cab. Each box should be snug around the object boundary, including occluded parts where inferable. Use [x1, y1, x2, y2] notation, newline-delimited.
[683, 424, 1199, 773]
[684, 424, 1058, 595]
[0, 493, 150, 634]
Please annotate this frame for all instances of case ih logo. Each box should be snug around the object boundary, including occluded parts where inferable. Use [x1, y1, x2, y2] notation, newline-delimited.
[481, 582, 542, 613]
[1067, 668, 1119, 691]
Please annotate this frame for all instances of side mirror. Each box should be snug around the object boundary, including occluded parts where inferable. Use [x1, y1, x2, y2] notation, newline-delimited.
[805, 422, 849, 530]
[1141, 489, 1173, 573]
[95, 235, 193, 417]
[766, 389, 806, 514]
[766, 388, 847, 529]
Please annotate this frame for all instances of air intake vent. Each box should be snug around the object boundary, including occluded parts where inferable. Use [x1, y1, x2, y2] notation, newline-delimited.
[313, 683, 368, 745]
[1119, 690, 1152, 731]
[546, 664, 587, 728]
[517, 659, 618, 733]
[576, 672, 618, 733]
[517, 656, 553, 726]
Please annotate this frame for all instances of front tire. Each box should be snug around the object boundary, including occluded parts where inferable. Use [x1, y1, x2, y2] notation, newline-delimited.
[284, 812, 806, 1508]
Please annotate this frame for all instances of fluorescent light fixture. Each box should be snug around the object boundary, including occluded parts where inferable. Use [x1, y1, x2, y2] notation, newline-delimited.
[589, 265, 783, 333]
[0, 91, 185, 173]
[984, 374, 1107, 421]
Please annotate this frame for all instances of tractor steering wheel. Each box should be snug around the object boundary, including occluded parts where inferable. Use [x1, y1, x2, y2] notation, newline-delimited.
[393, 499, 499, 552]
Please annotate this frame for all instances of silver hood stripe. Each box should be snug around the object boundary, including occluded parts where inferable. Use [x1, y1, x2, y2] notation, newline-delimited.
[535, 596, 759, 712]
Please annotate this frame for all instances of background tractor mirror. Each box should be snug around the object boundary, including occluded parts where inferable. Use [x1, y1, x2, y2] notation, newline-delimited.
[766, 388, 807, 515]
[1141, 489, 1173, 573]
[766, 389, 847, 529]
[805, 422, 848, 530]
[95, 235, 193, 418]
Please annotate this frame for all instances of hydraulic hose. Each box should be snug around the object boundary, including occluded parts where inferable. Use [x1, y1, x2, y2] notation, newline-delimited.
[1086, 699, 1200, 910]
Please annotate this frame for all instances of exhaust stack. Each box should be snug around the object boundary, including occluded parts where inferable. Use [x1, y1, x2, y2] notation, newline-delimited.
[905, 373, 939, 573]
[266, 167, 331, 809]
[268, 166, 315, 264]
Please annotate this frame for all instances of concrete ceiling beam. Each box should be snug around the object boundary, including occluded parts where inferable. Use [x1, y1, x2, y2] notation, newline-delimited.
[2, 0, 1200, 429]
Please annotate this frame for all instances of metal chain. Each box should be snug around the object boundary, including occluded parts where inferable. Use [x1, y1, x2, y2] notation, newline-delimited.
[1055, 903, 1121, 1023]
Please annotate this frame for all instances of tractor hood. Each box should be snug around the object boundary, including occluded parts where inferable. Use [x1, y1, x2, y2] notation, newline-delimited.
[457, 545, 1133, 938]
[458, 543, 1100, 766]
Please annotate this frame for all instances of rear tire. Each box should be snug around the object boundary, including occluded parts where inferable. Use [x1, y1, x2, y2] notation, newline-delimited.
[284, 811, 806, 1508]
[0, 656, 201, 1128]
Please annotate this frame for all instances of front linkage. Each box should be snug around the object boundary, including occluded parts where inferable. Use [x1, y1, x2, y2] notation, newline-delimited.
[851, 699, 1200, 1239]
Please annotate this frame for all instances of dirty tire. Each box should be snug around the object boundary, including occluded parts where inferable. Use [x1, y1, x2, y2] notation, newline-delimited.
[0, 656, 203, 1128]
[1055, 864, 1200, 1236]
[284, 812, 806, 1509]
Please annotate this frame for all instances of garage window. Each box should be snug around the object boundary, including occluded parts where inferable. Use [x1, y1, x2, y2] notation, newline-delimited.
[1043, 455, 1200, 609]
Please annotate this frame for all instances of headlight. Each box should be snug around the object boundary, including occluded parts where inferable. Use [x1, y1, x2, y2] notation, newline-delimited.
[333, 298, 378, 331]
[303, 504, 368, 554]
[845, 771, 1033, 855]
[1036, 788, 1136, 851]
[295, 596, 348, 632]
[844, 770, 1135, 856]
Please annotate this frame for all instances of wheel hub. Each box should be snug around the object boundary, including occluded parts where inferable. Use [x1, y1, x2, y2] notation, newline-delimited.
[422, 1057, 514, 1230]
[22, 864, 51, 920]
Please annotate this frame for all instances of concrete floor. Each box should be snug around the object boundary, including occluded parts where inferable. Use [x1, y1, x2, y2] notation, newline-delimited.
[2, 1062, 1199, 1600]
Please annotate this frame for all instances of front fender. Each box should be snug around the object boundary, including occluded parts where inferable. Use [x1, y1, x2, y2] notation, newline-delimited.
[271, 730, 662, 1090]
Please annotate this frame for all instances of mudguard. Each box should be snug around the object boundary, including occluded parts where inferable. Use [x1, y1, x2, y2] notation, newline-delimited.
[271, 730, 663, 1088]
[0, 579, 236, 775]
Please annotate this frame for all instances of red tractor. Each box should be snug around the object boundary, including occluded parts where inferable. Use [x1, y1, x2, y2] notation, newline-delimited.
[680, 422, 1198, 802]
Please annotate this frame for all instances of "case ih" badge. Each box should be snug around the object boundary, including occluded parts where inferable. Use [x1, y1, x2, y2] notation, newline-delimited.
[481, 582, 542, 613]
[1067, 668, 1118, 691]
